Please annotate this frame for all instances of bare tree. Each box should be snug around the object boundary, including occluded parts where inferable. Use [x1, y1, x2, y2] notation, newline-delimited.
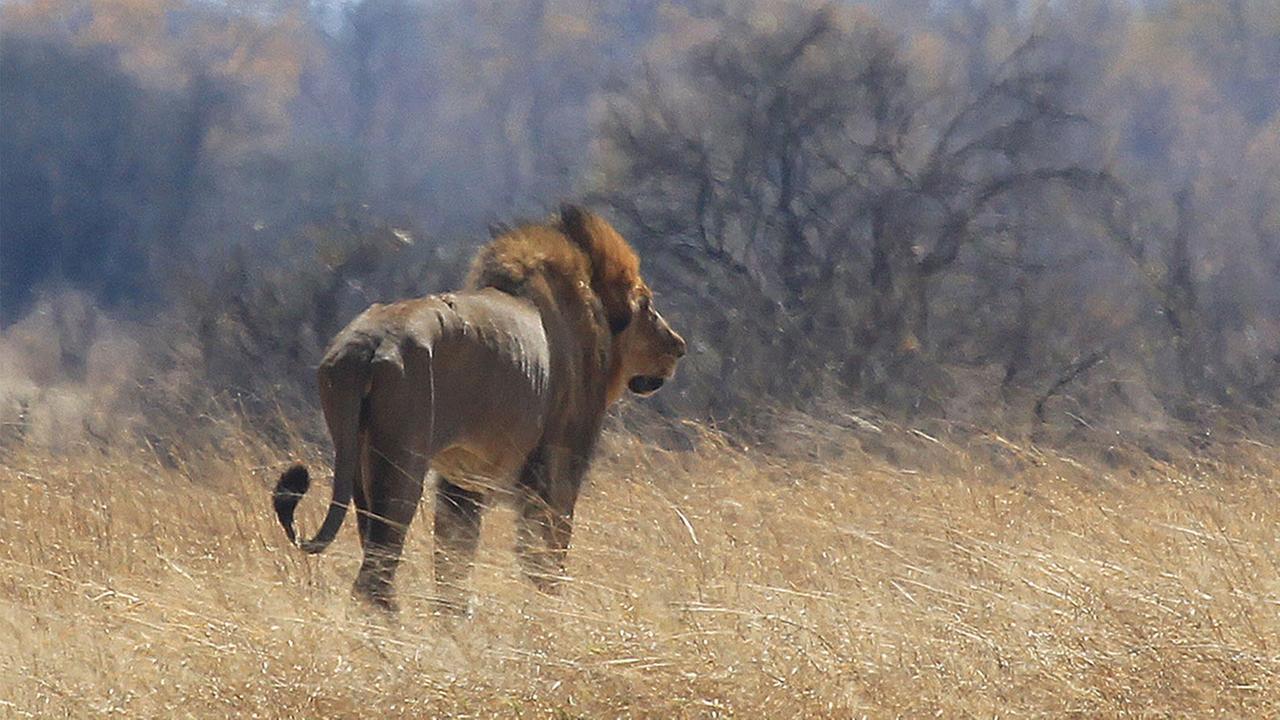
[599, 1, 1110, 411]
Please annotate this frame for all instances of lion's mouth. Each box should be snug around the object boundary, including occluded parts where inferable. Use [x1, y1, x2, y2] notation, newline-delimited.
[628, 376, 666, 395]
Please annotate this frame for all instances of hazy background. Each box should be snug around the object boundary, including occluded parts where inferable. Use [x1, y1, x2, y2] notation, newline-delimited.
[3, 0, 1279, 451]
[7, 5, 1280, 715]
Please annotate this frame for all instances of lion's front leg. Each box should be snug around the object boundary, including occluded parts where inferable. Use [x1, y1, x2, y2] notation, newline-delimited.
[432, 476, 484, 616]
[514, 448, 582, 595]
[515, 496, 574, 594]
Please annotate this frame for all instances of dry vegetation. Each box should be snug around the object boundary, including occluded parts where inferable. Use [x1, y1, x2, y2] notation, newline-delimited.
[4, 413, 1279, 718]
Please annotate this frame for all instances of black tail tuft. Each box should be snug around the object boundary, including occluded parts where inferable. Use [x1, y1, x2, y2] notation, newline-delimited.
[273, 464, 311, 546]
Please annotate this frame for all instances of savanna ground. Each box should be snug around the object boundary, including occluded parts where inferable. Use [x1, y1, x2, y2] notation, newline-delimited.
[3, 410, 1280, 718]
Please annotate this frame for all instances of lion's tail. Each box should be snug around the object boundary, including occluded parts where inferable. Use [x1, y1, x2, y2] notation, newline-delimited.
[273, 339, 376, 554]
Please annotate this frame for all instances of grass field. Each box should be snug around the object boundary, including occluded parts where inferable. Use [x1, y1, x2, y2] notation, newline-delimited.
[3, 413, 1279, 718]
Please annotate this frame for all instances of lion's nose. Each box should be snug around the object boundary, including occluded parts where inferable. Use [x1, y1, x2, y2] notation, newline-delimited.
[672, 332, 687, 358]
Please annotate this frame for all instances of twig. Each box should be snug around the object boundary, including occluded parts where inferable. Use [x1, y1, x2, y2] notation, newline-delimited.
[1035, 350, 1108, 424]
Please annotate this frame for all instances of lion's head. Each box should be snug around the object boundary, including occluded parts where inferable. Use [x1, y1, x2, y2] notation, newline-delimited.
[606, 284, 685, 400]
[558, 205, 686, 403]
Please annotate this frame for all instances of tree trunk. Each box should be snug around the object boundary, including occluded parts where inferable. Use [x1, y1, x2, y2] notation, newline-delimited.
[868, 207, 925, 357]
[1163, 188, 1219, 403]
[1002, 230, 1035, 391]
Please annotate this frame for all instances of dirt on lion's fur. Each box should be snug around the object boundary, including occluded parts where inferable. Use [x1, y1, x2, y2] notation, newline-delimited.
[2, 412, 1279, 718]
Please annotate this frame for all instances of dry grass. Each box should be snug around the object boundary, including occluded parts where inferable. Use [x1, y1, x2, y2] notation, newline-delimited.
[3, 414, 1280, 718]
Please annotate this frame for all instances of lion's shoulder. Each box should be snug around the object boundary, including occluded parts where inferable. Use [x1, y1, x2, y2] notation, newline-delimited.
[462, 209, 641, 424]
[465, 222, 607, 398]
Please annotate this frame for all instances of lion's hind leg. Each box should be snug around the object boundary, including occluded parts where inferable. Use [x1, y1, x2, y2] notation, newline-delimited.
[432, 477, 484, 616]
[352, 442, 426, 612]
[352, 357, 429, 612]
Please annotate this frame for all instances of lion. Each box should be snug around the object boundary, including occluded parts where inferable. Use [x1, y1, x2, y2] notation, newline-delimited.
[272, 205, 686, 613]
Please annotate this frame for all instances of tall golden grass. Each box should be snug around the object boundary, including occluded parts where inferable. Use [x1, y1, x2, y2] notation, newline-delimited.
[3, 412, 1279, 717]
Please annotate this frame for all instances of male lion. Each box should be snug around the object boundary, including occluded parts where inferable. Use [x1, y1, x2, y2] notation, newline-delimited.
[272, 205, 686, 613]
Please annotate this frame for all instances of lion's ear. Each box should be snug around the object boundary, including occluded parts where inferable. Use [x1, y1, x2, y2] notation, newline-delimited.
[559, 204, 591, 248]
